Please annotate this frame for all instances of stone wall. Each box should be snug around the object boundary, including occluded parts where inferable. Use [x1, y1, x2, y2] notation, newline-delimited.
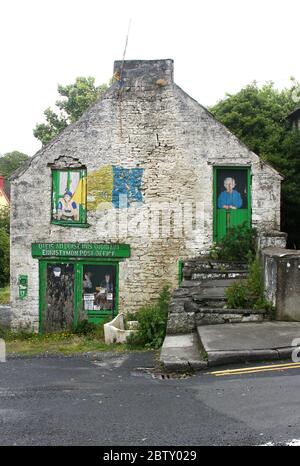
[0, 305, 11, 327]
[262, 247, 300, 321]
[10, 59, 283, 329]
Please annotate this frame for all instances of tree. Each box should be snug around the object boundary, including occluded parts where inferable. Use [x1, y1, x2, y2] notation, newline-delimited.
[209, 80, 300, 248]
[0, 151, 29, 205]
[0, 207, 9, 234]
[0, 151, 29, 178]
[34, 77, 108, 145]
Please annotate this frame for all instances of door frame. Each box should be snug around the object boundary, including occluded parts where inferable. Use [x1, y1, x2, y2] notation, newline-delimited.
[38, 258, 120, 334]
[213, 165, 252, 242]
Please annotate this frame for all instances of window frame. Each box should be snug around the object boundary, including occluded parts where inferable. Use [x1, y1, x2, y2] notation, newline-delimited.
[51, 168, 88, 227]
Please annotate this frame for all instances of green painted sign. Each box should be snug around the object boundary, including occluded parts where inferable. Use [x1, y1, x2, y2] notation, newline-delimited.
[18, 275, 28, 300]
[32, 243, 131, 259]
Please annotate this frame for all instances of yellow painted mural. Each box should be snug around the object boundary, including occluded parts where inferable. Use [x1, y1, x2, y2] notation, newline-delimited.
[87, 166, 113, 211]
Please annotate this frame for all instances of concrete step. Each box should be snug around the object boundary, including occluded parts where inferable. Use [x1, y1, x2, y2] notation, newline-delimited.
[160, 333, 207, 372]
[197, 322, 300, 367]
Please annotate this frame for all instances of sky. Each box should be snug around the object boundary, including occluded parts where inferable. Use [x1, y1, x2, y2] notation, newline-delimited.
[1, 0, 300, 156]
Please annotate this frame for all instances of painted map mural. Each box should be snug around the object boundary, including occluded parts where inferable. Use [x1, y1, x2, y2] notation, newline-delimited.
[87, 165, 144, 211]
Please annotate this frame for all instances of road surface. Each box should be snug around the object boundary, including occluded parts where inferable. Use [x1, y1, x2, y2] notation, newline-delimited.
[0, 352, 300, 445]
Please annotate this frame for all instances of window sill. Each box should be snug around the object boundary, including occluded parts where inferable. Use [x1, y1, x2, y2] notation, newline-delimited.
[51, 221, 90, 228]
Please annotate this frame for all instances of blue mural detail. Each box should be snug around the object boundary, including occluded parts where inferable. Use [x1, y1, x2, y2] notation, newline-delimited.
[112, 167, 144, 208]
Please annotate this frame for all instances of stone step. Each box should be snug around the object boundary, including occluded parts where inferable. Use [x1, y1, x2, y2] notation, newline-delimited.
[193, 287, 227, 299]
[183, 259, 248, 273]
[195, 307, 266, 315]
[181, 278, 247, 288]
[191, 296, 228, 308]
[173, 279, 245, 299]
[189, 270, 248, 281]
[196, 308, 268, 327]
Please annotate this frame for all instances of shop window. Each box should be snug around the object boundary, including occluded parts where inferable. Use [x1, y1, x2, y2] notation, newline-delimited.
[52, 169, 87, 225]
[83, 264, 116, 312]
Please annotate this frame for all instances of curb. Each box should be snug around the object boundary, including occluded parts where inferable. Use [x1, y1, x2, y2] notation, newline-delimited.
[207, 347, 295, 367]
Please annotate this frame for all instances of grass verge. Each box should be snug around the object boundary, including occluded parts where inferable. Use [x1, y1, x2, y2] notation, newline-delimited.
[1, 327, 129, 356]
[0, 286, 9, 305]
[6, 336, 128, 356]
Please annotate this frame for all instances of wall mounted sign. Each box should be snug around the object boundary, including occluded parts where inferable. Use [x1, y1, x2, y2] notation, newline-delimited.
[31, 243, 131, 259]
[18, 275, 28, 300]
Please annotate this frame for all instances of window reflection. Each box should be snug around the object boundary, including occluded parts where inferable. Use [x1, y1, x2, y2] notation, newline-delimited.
[83, 265, 116, 311]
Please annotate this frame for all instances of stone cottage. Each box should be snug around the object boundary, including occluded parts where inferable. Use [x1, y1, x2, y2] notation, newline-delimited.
[10, 59, 285, 332]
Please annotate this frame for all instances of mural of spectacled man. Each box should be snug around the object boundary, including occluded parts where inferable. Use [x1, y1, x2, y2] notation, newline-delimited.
[218, 177, 243, 210]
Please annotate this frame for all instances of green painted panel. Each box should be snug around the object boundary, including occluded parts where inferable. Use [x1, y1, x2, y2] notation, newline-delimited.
[216, 209, 249, 241]
[88, 312, 112, 325]
[32, 243, 131, 259]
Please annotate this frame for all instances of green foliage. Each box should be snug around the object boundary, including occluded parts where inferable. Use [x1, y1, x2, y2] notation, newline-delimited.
[0, 150, 29, 201]
[0, 286, 9, 304]
[34, 77, 108, 145]
[73, 319, 97, 336]
[209, 80, 300, 248]
[226, 258, 273, 311]
[0, 151, 29, 178]
[0, 208, 10, 289]
[0, 207, 9, 234]
[0, 228, 9, 287]
[209, 223, 257, 262]
[126, 286, 171, 349]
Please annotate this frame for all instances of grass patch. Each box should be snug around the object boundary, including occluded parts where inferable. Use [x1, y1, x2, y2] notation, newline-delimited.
[209, 222, 257, 262]
[0, 286, 9, 305]
[1, 324, 128, 356]
[6, 335, 127, 356]
[226, 258, 273, 311]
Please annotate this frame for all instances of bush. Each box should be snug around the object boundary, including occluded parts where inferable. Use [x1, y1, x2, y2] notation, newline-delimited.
[0, 286, 9, 304]
[210, 223, 257, 262]
[73, 320, 97, 336]
[126, 286, 170, 349]
[226, 258, 273, 311]
[0, 228, 9, 287]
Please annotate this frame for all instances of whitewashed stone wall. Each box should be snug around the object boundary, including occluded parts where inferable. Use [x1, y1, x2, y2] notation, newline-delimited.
[10, 59, 283, 329]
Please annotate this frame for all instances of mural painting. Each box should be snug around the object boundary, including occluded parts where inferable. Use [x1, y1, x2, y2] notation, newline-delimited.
[217, 170, 248, 210]
[87, 165, 144, 211]
[52, 169, 87, 223]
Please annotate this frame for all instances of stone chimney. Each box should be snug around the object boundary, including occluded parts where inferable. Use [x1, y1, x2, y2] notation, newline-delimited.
[113, 59, 174, 87]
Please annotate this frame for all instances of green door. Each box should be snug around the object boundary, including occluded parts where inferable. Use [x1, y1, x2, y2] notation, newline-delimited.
[213, 167, 251, 243]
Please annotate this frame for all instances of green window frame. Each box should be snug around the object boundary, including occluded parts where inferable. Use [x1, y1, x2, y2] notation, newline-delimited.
[51, 168, 87, 227]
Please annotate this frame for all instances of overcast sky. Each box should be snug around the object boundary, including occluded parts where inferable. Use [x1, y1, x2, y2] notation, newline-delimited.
[1, 0, 299, 156]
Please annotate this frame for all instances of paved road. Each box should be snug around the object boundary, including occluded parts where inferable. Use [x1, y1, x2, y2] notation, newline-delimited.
[0, 352, 300, 445]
